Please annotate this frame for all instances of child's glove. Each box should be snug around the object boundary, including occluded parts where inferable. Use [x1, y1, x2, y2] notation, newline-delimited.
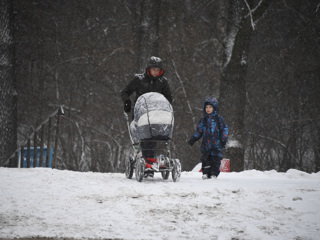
[124, 100, 131, 113]
[188, 136, 196, 146]
[221, 141, 226, 148]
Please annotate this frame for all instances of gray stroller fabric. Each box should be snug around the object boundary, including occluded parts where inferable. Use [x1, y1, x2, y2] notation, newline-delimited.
[130, 92, 174, 143]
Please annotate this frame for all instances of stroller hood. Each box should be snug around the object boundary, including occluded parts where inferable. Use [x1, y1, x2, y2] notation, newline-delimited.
[130, 92, 174, 142]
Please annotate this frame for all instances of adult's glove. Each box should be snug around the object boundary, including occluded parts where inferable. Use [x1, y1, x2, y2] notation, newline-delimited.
[221, 141, 226, 148]
[124, 100, 131, 113]
[188, 136, 196, 146]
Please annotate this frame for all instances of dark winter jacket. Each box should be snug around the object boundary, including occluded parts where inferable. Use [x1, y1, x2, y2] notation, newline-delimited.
[191, 97, 228, 158]
[121, 57, 172, 108]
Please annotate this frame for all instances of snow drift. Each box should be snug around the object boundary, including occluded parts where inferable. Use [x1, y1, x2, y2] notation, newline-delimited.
[1, 168, 320, 240]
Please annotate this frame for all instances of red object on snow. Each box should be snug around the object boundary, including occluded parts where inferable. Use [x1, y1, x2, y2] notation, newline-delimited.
[220, 159, 230, 172]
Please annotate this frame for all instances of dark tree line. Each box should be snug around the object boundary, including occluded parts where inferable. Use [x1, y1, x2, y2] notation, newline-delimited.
[1, 0, 319, 173]
[243, 0, 320, 172]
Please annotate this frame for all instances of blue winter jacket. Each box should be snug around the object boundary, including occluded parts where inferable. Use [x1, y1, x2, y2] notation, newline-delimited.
[192, 97, 228, 157]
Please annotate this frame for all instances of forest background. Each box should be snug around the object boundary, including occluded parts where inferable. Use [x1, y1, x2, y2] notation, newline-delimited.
[1, 0, 319, 173]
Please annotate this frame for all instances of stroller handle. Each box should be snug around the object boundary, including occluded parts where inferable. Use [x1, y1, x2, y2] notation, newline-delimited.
[124, 112, 135, 146]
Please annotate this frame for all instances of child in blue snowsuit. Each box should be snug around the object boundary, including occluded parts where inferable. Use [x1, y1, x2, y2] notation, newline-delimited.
[188, 97, 228, 179]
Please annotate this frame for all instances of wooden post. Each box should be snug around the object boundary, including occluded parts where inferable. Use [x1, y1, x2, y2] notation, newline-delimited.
[46, 117, 52, 168]
[91, 141, 97, 172]
[27, 139, 31, 168]
[40, 124, 45, 167]
[53, 107, 64, 169]
[15, 152, 18, 168]
[33, 132, 37, 167]
[20, 146, 24, 168]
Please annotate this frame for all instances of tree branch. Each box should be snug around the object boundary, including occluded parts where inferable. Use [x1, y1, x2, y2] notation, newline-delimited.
[243, 0, 255, 30]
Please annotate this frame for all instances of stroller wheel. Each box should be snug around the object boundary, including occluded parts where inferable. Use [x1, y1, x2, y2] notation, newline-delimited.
[172, 159, 181, 182]
[161, 171, 170, 180]
[161, 157, 170, 180]
[135, 157, 145, 182]
[125, 157, 134, 179]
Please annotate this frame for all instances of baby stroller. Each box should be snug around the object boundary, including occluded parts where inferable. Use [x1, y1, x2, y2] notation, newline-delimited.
[124, 92, 181, 182]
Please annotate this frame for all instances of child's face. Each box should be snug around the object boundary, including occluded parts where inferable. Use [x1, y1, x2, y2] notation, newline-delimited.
[205, 105, 214, 114]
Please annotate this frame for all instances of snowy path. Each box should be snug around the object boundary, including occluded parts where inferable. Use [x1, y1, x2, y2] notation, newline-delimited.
[1, 168, 320, 240]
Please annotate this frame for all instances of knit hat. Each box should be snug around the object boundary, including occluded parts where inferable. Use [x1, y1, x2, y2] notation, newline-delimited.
[148, 56, 163, 69]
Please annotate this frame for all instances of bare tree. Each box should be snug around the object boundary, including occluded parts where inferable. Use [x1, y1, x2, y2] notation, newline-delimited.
[137, 0, 161, 71]
[243, 0, 320, 172]
[0, 0, 17, 167]
[219, 0, 275, 171]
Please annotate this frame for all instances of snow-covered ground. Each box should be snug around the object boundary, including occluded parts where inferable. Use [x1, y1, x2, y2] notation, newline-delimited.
[1, 167, 320, 240]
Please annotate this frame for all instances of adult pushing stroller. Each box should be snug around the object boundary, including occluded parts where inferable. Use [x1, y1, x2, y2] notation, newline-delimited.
[124, 92, 181, 182]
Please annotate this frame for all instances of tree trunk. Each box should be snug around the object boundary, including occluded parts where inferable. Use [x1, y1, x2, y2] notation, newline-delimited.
[219, 0, 275, 172]
[0, 0, 17, 167]
[137, 0, 161, 71]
